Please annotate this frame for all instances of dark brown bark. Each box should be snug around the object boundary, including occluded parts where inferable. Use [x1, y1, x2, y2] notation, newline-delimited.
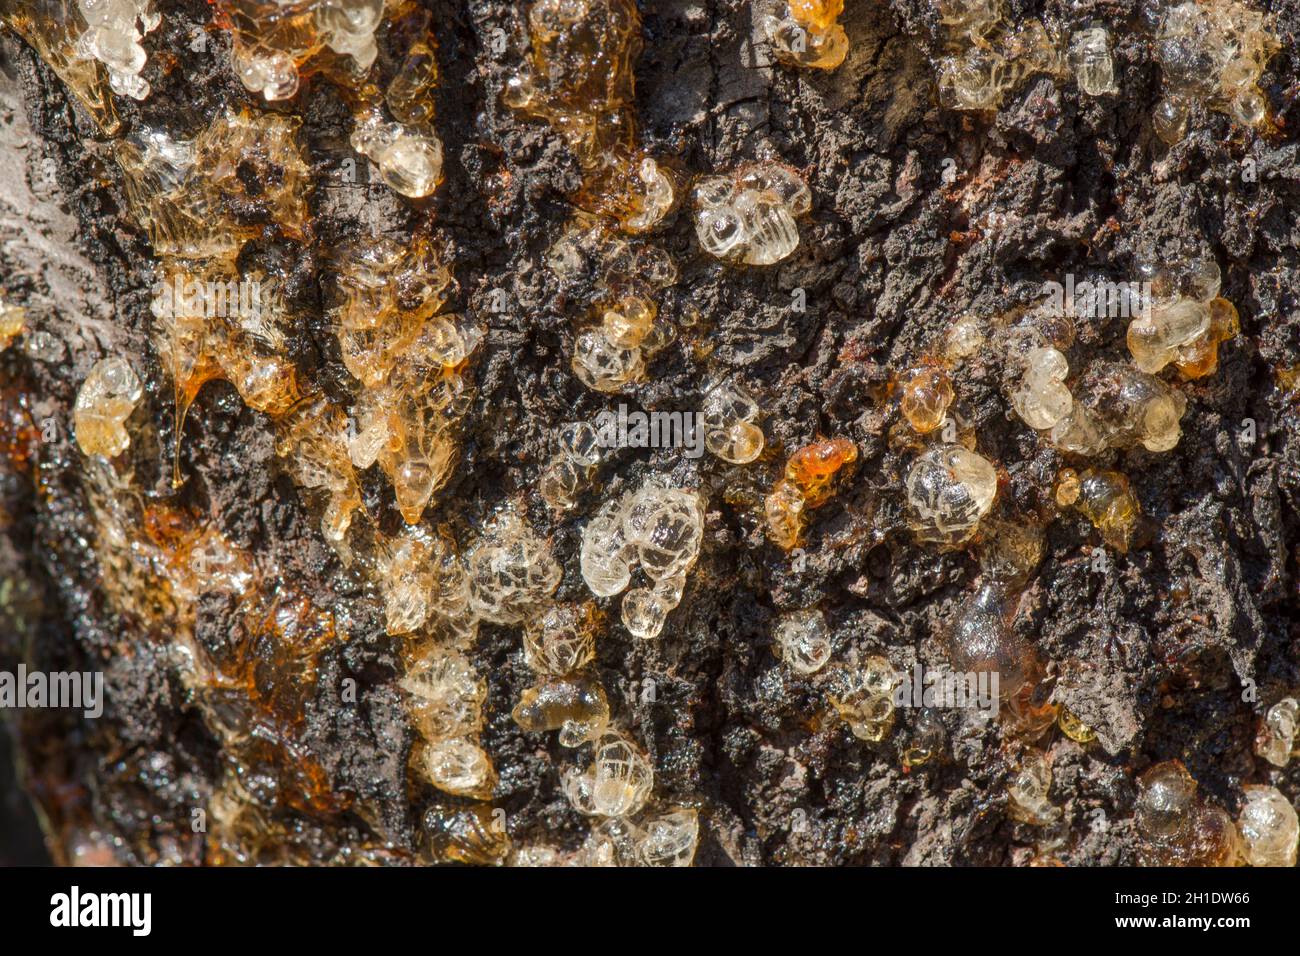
[1, 0, 1299, 865]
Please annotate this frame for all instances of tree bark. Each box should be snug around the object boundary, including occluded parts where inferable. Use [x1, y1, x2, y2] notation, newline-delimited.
[1, 0, 1299, 866]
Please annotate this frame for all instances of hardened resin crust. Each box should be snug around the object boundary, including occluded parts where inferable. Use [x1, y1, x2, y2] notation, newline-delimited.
[0, 0, 1298, 867]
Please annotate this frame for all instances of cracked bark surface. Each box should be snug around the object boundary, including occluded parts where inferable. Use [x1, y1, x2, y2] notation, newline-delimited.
[0, 0, 1298, 865]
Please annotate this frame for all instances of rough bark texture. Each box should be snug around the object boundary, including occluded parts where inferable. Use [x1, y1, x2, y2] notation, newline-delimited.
[1, 0, 1298, 866]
